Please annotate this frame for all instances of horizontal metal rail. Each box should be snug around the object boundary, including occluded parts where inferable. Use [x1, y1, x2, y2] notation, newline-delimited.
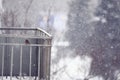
[0, 34, 52, 39]
[0, 43, 52, 47]
[0, 27, 52, 38]
[36, 28, 52, 37]
[0, 27, 38, 30]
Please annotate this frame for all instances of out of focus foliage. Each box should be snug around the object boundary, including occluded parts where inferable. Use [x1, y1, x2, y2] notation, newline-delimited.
[66, 0, 95, 55]
[66, 0, 120, 80]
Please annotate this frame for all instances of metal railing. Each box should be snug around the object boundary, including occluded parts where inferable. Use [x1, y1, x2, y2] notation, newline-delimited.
[0, 27, 52, 80]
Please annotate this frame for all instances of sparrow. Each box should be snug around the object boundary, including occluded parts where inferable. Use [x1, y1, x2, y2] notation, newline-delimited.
[25, 39, 30, 44]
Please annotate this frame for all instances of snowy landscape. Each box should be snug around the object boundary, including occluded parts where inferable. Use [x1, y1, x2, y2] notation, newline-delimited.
[0, 0, 120, 80]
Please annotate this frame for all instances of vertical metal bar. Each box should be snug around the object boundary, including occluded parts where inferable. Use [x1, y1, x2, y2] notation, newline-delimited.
[49, 47, 51, 80]
[10, 46, 14, 80]
[45, 40, 49, 80]
[29, 46, 32, 80]
[46, 46, 49, 80]
[38, 46, 40, 80]
[20, 45, 23, 80]
[2, 45, 5, 80]
[48, 40, 52, 80]
[45, 46, 47, 80]
[40, 31, 42, 37]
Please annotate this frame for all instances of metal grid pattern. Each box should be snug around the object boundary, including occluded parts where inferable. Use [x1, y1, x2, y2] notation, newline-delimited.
[0, 27, 52, 80]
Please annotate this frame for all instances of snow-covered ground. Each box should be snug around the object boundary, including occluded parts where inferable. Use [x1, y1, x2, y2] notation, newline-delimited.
[51, 55, 92, 80]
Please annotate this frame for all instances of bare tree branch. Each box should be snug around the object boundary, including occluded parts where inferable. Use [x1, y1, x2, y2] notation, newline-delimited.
[52, 65, 66, 75]
[24, 0, 34, 27]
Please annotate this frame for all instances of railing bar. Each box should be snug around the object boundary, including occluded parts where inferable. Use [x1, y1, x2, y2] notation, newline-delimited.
[0, 43, 52, 47]
[48, 46, 51, 80]
[0, 34, 51, 39]
[2, 45, 5, 80]
[10, 46, 14, 80]
[38, 47, 40, 80]
[20, 46, 23, 80]
[0, 27, 37, 30]
[29, 46, 32, 80]
[0, 27, 52, 37]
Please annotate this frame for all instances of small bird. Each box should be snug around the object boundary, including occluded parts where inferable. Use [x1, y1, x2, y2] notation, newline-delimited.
[25, 39, 30, 44]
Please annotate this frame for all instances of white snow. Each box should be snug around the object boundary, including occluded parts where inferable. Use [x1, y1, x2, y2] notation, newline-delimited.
[51, 56, 92, 80]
